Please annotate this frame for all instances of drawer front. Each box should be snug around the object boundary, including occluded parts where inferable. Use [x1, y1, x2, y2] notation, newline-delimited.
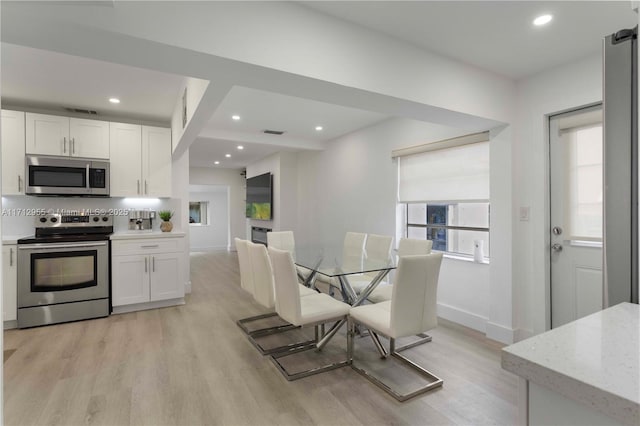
[112, 237, 184, 255]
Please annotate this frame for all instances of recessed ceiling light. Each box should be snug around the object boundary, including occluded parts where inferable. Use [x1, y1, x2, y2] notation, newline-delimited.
[214, 161, 220, 165]
[109, 98, 120, 104]
[237, 145, 244, 150]
[225, 154, 231, 158]
[533, 14, 553, 26]
[315, 126, 323, 131]
[232, 115, 241, 121]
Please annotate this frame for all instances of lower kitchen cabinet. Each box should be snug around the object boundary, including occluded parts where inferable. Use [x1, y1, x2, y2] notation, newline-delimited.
[111, 236, 184, 309]
[3, 244, 18, 325]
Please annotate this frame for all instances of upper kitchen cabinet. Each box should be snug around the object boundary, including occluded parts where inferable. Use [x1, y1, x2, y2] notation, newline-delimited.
[1, 110, 26, 195]
[110, 123, 171, 197]
[143, 126, 172, 198]
[25, 113, 109, 159]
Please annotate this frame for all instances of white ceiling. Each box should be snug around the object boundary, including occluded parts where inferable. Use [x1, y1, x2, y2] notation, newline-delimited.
[1, 1, 637, 170]
[302, 1, 638, 79]
[0, 43, 184, 123]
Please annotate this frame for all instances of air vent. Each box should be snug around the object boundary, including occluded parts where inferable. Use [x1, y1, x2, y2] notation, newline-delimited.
[64, 107, 98, 115]
[263, 129, 285, 135]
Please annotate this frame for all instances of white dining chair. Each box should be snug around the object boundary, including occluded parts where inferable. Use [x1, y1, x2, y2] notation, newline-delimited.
[348, 233, 393, 295]
[367, 238, 432, 303]
[267, 230, 312, 283]
[236, 238, 282, 337]
[243, 241, 316, 354]
[348, 253, 444, 401]
[268, 247, 352, 381]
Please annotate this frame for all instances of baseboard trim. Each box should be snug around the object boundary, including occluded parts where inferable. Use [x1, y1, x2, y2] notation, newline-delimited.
[437, 303, 487, 334]
[3, 320, 17, 330]
[486, 321, 515, 344]
[185, 280, 192, 294]
[190, 246, 228, 252]
[112, 298, 185, 314]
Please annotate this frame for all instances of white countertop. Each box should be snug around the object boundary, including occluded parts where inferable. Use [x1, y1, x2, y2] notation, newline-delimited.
[110, 231, 186, 240]
[2, 235, 29, 245]
[502, 302, 639, 426]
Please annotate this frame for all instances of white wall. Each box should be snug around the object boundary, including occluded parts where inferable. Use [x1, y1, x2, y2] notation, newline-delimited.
[513, 54, 603, 338]
[188, 186, 229, 251]
[189, 167, 245, 247]
[170, 77, 210, 152]
[295, 117, 512, 339]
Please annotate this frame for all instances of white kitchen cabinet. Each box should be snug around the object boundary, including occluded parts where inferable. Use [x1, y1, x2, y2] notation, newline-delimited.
[3, 244, 18, 324]
[142, 126, 172, 197]
[1, 110, 26, 195]
[26, 112, 109, 159]
[109, 122, 143, 197]
[110, 124, 171, 197]
[112, 236, 184, 308]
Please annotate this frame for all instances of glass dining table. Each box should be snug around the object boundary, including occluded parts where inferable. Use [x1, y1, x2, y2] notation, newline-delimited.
[293, 246, 396, 350]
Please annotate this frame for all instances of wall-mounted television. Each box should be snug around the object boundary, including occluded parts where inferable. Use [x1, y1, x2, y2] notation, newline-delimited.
[246, 172, 273, 220]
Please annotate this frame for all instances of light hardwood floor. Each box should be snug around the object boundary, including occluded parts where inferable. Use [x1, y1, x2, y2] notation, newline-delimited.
[3, 251, 517, 425]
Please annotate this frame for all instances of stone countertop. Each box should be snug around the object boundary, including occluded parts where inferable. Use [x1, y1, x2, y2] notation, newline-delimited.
[502, 302, 639, 426]
[110, 231, 186, 240]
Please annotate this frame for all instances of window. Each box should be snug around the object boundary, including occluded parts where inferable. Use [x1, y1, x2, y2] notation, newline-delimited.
[394, 131, 490, 259]
[189, 201, 209, 225]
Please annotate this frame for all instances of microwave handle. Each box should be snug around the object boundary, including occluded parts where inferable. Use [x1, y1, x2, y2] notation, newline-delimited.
[86, 165, 90, 189]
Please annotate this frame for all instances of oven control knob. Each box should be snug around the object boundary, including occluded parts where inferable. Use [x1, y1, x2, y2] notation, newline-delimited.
[102, 216, 109, 222]
[39, 217, 47, 223]
[93, 217, 100, 222]
[50, 217, 58, 223]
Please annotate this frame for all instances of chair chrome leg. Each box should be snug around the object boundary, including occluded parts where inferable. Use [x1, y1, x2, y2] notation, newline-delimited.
[394, 333, 433, 352]
[350, 324, 443, 402]
[370, 331, 388, 358]
[237, 312, 297, 337]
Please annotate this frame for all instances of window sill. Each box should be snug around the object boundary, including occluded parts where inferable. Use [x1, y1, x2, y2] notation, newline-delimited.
[441, 252, 490, 265]
[189, 223, 210, 227]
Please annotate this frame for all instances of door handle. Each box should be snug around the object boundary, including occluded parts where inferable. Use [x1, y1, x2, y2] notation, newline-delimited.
[145, 180, 148, 195]
[72, 138, 75, 154]
[9, 248, 13, 267]
[63, 137, 67, 153]
[18, 174, 22, 192]
[137, 180, 140, 195]
[152, 256, 155, 272]
[145, 257, 148, 273]
[551, 243, 563, 252]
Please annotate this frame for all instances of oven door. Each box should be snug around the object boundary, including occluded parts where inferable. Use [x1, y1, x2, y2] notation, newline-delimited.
[17, 241, 109, 308]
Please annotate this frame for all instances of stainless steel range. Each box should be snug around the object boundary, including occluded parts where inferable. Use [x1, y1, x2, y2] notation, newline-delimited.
[17, 213, 112, 328]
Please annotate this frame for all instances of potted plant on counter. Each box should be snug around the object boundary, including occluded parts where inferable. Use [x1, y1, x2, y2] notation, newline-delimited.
[158, 210, 174, 232]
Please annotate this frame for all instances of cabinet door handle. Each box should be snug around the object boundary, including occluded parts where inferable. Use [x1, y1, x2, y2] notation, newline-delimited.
[9, 248, 13, 267]
[72, 138, 75, 154]
[145, 257, 148, 273]
[141, 244, 159, 248]
[17, 174, 22, 192]
[152, 256, 155, 272]
[63, 137, 67, 153]
[145, 180, 148, 195]
[137, 180, 140, 195]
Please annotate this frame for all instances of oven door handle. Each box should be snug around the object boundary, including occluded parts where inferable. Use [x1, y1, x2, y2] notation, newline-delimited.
[18, 242, 108, 250]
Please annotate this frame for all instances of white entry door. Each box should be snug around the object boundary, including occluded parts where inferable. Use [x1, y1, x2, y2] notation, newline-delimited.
[550, 106, 604, 328]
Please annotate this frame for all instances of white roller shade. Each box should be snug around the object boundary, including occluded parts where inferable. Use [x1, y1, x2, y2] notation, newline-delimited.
[398, 139, 490, 203]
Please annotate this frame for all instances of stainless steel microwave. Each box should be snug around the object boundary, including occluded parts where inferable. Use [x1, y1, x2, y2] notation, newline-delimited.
[25, 155, 110, 196]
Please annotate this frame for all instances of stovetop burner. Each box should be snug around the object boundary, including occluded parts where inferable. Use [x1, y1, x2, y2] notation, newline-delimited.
[18, 213, 114, 244]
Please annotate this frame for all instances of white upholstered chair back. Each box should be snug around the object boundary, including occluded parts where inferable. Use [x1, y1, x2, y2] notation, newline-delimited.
[390, 253, 443, 337]
[268, 247, 302, 325]
[267, 231, 296, 259]
[365, 234, 393, 262]
[248, 242, 276, 309]
[397, 238, 432, 257]
[235, 238, 254, 295]
[343, 232, 367, 257]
